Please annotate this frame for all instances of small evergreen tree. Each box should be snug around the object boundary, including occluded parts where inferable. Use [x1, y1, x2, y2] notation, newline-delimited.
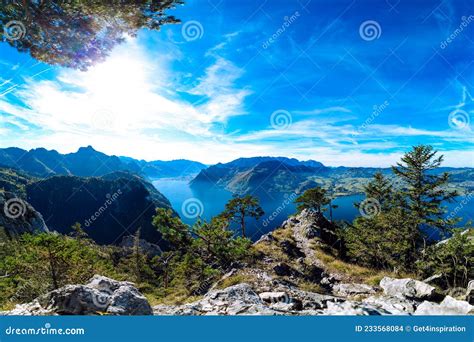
[344, 207, 420, 270]
[392, 145, 458, 238]
[417, 228, 473, 289]
[220, 195, 264, 238]
[295, 187, 330, 213]
[152, 208, 192, 250]
[359, 172, 394, 211]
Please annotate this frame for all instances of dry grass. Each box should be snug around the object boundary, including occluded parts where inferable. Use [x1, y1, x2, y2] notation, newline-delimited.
[253, 228, 295, 263]
[253, 241, 289, 262]
[0, 301, 17, 311]
[298, 281, 325, 294]
[311, 247, 417, 285]
[146, 289, 203, 306]
[272, 226, 294, 241]
[215, 273, 258, 289]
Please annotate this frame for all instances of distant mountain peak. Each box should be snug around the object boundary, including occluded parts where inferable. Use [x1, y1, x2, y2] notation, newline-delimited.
[77, 145, 98, 153]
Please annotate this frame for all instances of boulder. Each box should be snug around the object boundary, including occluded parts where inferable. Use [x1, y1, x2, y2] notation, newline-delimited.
[259, 292, 290, 304]
[303, 224, 319, 239]
[287, 288, 342, 310]
[466, 281, 474, 304]
[380, 277, 435, 300]
[332, 283, 376, 297]
[279, 240, 305, 258]
[322, 301, 388, 315]
[414, 296, 473, 315]
[254, 232, 276, 244]
[363, 295, 416, 315]
[154, 284, 277, 315]
[5, 275, 152, 315]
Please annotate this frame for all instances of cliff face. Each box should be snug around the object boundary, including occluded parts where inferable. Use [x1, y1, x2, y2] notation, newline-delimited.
[25, 173, 172, 244]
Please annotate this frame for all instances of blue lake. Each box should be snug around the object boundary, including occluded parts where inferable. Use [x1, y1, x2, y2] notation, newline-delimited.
[153, 178, 474, 241]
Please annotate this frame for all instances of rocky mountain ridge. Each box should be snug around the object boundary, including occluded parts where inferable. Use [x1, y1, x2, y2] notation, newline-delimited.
[191, 157, 474, 196]
[0, 146, 206, 179]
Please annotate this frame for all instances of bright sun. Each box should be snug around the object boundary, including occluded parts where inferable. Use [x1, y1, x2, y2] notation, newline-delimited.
[82, 55, 150, 100]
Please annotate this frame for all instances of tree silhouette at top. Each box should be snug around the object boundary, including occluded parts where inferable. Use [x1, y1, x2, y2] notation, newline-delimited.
[0, 0, 183, 70]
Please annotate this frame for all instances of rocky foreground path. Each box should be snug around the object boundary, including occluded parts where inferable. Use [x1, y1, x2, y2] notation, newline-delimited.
[2, 210, 473, 316]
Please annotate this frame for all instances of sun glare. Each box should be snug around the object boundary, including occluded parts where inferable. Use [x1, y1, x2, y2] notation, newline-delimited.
[83, 55, 149, 99]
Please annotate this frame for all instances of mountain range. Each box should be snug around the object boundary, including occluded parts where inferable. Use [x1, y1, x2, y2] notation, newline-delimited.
[191, 157, 474, 196]
[1, 146, 473, 245]
[0, 146, 207, 179]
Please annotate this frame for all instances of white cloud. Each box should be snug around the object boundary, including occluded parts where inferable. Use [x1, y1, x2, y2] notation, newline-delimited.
[0, 38, 252, 160]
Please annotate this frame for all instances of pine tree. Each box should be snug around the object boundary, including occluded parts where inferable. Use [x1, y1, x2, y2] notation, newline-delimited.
[361, 172, 394, 210]
[295, 187, 330, 213]
[220, 195, 264, 238]
[392, 145, 458, 237]
[153, 208, 192, 250]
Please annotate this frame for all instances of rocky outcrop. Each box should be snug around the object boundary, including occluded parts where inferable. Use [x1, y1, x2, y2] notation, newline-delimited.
[332, 283, 377, 297]
[283, 209, 336, 244]
[153, 282, 402, 316]
[380, 277, 435, 300]
[362, 295, 416, 315]
[0, 191, 48, 235]
[414, 296, 474, 315]
[4, 275, 152, 316]
[154, 284, 277, 315]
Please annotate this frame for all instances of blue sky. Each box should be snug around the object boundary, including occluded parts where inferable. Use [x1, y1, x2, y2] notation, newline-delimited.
[0, 0, 473, 166]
